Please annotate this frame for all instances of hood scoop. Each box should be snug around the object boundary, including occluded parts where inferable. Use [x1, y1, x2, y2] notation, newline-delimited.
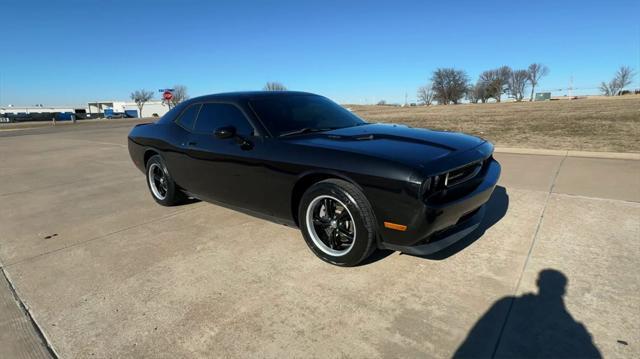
[326, 133, 375, 141]
[354, 134, 375, 141]
[325, 132, 456, 151]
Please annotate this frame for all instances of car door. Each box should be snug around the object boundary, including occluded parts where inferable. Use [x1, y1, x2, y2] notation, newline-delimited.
[184, 102, 273, 213]
[162, 103, 201, 191]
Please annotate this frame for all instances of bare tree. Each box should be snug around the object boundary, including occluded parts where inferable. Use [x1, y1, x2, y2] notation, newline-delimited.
[430, 68, 469, 105]
[263, 82, 287, 91]
[479, 66, 511, 102]
[614, 66, 635, 94]
[527, 63, 549, 101]
[130, 89, 154, 117]
[466, 82, 488, 103]
[171, 85, 189, 106]
[508, 69, 530, 101]
[599, 81, 615, 96]
[416, 84, 434, 106]
[600, 66, 635, 96]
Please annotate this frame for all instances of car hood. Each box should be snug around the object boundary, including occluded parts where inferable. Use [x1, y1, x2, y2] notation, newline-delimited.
[285, 123, 488, 169]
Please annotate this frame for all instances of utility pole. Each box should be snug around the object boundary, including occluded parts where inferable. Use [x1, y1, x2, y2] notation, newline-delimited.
[404, 92, 408, 106]
[569, 76, 574, 98]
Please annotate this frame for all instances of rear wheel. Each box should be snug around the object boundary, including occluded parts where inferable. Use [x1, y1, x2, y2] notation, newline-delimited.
[299, 179, 377, 266]
[145, 155, 185, 206]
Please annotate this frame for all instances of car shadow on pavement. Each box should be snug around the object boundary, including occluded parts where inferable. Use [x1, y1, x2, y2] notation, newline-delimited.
[453, 269, 602, 358]
[180, 197, 202, 205]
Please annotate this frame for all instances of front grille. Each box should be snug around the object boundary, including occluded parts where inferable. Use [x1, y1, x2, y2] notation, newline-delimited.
[445, 161, 483, 187]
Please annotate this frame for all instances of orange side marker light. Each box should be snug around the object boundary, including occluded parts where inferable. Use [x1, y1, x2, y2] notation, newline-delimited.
[384, 222, 407, 231]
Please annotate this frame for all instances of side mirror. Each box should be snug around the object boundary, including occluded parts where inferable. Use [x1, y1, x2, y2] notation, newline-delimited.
[214, 126, 236, 139]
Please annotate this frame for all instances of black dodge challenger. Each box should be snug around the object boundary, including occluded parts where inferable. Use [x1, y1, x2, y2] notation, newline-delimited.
[128, 91, 500, 266]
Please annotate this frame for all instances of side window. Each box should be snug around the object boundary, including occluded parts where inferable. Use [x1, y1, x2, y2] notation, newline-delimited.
[194, 103, 253, 136]
[175, 104, 200, 130]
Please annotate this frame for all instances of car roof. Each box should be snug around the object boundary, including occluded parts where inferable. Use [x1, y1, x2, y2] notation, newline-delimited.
[186, 91, 320, 103]
[158, 91, 325, 131]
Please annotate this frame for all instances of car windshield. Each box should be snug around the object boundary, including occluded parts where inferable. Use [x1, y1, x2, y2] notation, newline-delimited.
[249, 95, 365, 137]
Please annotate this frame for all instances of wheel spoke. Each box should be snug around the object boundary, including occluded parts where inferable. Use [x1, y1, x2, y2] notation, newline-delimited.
[322, 228, 334, 249]
[337, 226, 352, 237]
[330, 230, 339, 249]
[337, 228, 354, 242]
[336, 210, 349, 222]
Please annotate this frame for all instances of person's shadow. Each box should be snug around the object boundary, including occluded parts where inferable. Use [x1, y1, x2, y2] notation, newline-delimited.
[454, 269, 602, 358]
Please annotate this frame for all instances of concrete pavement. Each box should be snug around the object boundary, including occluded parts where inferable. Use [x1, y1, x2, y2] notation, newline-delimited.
[0, 123, 638, 358]
[0, 271, 52, 359]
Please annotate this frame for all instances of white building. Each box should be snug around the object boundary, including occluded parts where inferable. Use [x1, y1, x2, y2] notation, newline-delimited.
[1, 100, 171, 120]
[0, 105, 84, 122]
[87, 100, 170, 118]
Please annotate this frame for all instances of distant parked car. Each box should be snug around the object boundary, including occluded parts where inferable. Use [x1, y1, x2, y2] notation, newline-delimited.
[128, 91, 500, 266]
[124, 110, 139, 118]
[104, 109, 124, 119]
[55, 112, 76, 121]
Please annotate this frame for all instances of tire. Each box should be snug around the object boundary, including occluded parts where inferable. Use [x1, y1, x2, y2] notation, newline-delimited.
[298, 179, 377, 266]
[145, 155, 185, 206]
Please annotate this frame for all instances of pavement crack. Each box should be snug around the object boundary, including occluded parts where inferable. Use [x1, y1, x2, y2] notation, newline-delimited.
[490, 153, 568, 358]
[1, 266, 59, 358]
[61, 138, 127, 147]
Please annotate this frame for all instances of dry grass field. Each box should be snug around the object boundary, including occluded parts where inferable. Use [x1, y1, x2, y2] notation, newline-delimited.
[348, 95, 640, 153]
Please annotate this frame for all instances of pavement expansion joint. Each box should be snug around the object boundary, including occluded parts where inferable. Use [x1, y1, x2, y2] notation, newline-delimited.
[1, 266, 58, 358]
[550, 191, 640, 204]
[490, 152, 568, 357]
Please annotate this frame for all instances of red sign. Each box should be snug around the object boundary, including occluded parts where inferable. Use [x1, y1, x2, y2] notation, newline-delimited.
[163, 90, 173, 100]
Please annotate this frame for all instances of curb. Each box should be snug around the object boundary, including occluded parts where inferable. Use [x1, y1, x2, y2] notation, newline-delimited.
[0, 118, 153, 132]
[494, 147, 640, 160]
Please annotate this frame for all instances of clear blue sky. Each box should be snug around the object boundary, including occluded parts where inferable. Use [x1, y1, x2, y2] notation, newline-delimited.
[1, 0, 638, 106]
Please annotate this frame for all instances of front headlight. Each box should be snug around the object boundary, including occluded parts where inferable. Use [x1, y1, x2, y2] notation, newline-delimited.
[421, 174, 445, 199]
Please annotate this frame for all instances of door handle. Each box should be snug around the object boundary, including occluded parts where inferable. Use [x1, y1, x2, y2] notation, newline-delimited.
[185, 141, 197, 146]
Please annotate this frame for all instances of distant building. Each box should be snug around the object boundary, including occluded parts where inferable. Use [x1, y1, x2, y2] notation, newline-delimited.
[0, 105, 85, 122]
[535, 92, 551, 101]
[1, 100, 170, 122]
[87, 100, 169, 117]
[0, 106, 78, 114]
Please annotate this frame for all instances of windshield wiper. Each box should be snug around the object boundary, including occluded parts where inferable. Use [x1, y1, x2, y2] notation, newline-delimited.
[279, 127, 335, 137]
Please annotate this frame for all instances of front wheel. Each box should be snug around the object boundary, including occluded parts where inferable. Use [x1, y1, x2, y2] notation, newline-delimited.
[298, 179, 377, 266]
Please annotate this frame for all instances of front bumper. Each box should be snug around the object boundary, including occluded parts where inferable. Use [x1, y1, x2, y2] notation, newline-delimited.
[379, 158, 500, 255]
[379, 206, 484, 255]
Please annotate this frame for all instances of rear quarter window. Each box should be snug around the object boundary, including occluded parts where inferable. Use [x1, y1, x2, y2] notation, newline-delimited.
[175, 104, 201, 131]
